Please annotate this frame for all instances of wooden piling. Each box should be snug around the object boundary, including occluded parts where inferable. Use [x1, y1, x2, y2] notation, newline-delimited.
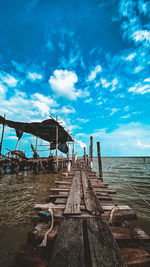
[97, 142, 103, 180]
[0, 114, 5, 155]
[72, 143, 75, 166]
[83, 146, 86, 161]
[56, 115, 58, 172]
[90, 136, 93, 170]
[90, 136, 93, 160]
[89, 145, 91, 167]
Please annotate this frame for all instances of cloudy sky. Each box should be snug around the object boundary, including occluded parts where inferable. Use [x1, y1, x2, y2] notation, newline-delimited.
[0, 0, 150, 156]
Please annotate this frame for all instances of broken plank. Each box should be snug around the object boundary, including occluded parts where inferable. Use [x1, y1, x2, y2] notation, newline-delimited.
[81, 171, 103, 215]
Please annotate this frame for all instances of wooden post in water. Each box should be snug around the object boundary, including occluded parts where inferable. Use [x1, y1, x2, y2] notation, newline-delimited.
[89, 144, 91, 167]
[0, 114, 6, 156]
[72, 142, 74, 166]
[97, 141, 103, 181]
[90, 136, 93, 170]
[83, 146, 86, 161]
[56, 115, 58, 172]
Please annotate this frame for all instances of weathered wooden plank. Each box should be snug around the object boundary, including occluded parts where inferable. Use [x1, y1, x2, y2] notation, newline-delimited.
[64, 171, 81, 214]
[120, 247, 150, 266]
[94, 188, 116, 194]
[50, 188, 70, 192]
[102, 209, 137, 222]
[87, 218, 127, 267]
[55, 198, 85, 205]
[50, 195, 112, 202]
[55, 181, 72, 185]
[81, 171, 103, 215]
[49, 218, 84, 267]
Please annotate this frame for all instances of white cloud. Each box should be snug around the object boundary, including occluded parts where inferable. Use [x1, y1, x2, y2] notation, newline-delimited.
[49, 69, 81, 100]
[138, 0, 150, 15]
[121, 114, 131, 119]
[0, 87, 59, 121]
[144, 77, 150, 82]
[78, 118, 89, 123]
[134, 66, 143, 73]
[0, 83, 7, 95]
[110, 78, 119, 92]
[132, 30, 150, 44]
[97, 101, 103, 106]
[137, 139, 150, 149]
[0, 73, 18, 87]
[31, 93, 58, 117]
[110, 108, 120, 116]
[87, 65, 102, 81]
[27, 72, 43, 81]
[124, 52, 136, 61]
[100, 78, 111, 88]
[95, 82, 100, 88]
[128, 82, 150, 94]
[61, 106, 75, 114]
[124, 106, 129, 111]
[32, 93, 57, 106]
[32, 101, 50, 116]
[76, 140, 87, 149]
[88, 122, 150, 156]
[100, 77, 119, 92]
[84, 98, 92, 103]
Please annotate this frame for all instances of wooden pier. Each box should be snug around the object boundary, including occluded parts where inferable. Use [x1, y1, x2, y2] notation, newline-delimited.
[15, 158, 150, 267]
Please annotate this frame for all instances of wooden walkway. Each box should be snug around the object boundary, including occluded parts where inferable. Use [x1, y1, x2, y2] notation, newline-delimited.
[15, 158, 150, 267]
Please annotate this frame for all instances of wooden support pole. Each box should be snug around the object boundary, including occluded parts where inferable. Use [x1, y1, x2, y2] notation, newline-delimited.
[0, 114, 6, 155]
[90, 136, 93, 170]
[35, 137, 38, 151]
[83, 146, 86, 161]
[89, 144, 91, 167]
[72, 142, 74, 166]
[97, 141, 103, 180]
[90, 136, 93, 161]
[56, 115, 58, 172]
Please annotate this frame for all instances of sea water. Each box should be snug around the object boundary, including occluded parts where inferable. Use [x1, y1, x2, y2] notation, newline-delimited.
[0, 157, 150, 267]
[93, 157, 150, 235]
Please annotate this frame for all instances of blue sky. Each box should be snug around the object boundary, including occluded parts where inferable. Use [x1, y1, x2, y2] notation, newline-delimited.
[0, 0, 150, 157]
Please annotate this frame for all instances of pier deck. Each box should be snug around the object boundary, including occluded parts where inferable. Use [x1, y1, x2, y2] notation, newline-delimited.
[15, 158, 150, 267]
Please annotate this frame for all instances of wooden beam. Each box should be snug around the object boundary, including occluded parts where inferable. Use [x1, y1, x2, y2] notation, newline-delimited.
[81, 171, 103, 215]
[49, 218, 84, 267]
[97, 141, 103, 180]
[0, 114, 5, 155]
[64, 171, 81, 215]
[86, 218, 127, 266]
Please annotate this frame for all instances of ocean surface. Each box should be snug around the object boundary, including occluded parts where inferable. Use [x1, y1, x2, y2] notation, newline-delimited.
[93, 157, 150, 235]
[0, 157, 150, 267]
